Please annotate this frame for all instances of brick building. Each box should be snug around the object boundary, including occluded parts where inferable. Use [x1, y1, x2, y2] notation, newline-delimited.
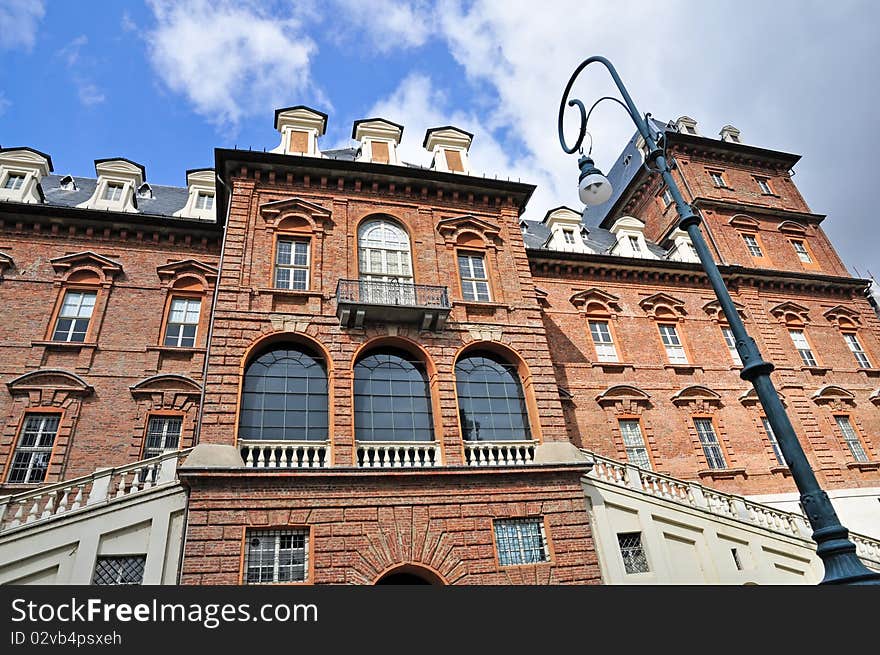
[0, 108, 877, 585]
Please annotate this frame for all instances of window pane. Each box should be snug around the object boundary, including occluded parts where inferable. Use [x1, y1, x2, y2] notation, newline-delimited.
[835, 416, 868, 463]
[238, 347, 328, 441]
[694, 418, 726, 469]
[762, 417, 785, 465]
[244, 530, 309, 584]
[93, 556, 146, 585]
[7, 414, 59, 483]
[493, 518, 549, 566]
[618, 533, 649, 574]
[619, 420, 651, 470]
[456, 352, 530, 442]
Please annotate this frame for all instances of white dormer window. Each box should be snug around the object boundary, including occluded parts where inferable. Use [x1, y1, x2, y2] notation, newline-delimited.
[541, 206, 591, 253]
[563, 229, 576, 244]
[424, 126, 474, 175]
[609, 216, 656, 260]
[665, 229, 700, 263]
[353, 118, 404, 166]
[271, 106, 327, 158]
[3, 173, 25, 190]
[103, 182, 124, 201]
[173, 169, 216, 221]
[628, 235, 642, 252]
[675, 116, 699, 136]
[0, 148, 53, 204]
[195, 191, 214, 210]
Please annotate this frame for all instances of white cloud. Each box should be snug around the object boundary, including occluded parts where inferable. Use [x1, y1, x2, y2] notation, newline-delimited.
[145, 0, 319, 130]
[0, 0, 45, 51]
[329, 0, 432, 53]
[55, 35, 106, 108]
[57, 35, 88, 67]
[76, 82, 106, 107]
[0, 93, 10, 117]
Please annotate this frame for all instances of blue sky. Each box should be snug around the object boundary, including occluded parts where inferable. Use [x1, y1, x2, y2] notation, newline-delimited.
[1, 1, 879, 278]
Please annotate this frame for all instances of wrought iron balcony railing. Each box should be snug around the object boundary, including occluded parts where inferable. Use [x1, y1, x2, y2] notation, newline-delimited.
[335, 278, 451, 330]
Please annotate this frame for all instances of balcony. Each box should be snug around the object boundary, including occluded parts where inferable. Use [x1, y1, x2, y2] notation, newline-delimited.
[336, 278, 450, 331]
[464, 440, 536, 466]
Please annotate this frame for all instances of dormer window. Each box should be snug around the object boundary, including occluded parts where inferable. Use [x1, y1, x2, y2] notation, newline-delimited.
[628, 235, 642, 253]
[136, 182, 153, 199]
[195, 191, 214, 210]
[103, 182, 124, 202]
[59, 175, 77, 191]
[3, 173, 25, 190]
[271, 106, 328, 158]
[563, 229, 576, 244]
[424, 126, 474, 175]
[353, 118, 404, 165]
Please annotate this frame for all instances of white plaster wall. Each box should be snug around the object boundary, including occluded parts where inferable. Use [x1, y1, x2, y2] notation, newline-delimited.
[0, 485, 186, 585]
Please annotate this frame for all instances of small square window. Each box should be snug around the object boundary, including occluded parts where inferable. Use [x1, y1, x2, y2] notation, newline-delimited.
[195, 191, 214, 210]
[102, 182, 124, 202]
[494, 518, 550, 566]
[756, 177, 773, 194]
[617, 532, 649, 574]
[709, 171, 726, 187]
[3, 173, 26, 190]
[245, 529, 309, 584]
[93, 556, 146, 585]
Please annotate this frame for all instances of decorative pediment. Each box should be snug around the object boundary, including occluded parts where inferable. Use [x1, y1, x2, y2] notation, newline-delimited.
[570, 288, 622, 314]
[130, 374, 202, 395]
[639, 292, 686, 318]
[533, 287, 549, 305]
[596, 384, 651, 407]
[738, 387, 786, 407]
[769, 301, 811, 325]
[0, 251, 13, 279]
[702, 299, 747, 322]
[436, 214, 502, 246]
[259, 197, 332, 231]
[50, 251, 122, 282]
[728, 214, 760, 230]
[822, 305, 862, 327]
[671, 385, 723, 407]
[6, 369, 94, 396]
[777, 220, 808, 235]
[156, 259, 219, 287]
[811, 385, 855, 406]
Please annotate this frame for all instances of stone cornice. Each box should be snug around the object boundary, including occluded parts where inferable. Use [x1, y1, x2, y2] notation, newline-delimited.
[691, 197, 826, 224]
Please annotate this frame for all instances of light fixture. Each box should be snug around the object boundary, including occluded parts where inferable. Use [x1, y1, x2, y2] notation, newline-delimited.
[577, 155, 612, 206]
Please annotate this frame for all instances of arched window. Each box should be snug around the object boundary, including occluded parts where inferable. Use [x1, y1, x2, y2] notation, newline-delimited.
[238, 346, 328, 441]
[354, 349, 434, 442]
[455, 352, 531, 442]
[357, 218, 412, 283]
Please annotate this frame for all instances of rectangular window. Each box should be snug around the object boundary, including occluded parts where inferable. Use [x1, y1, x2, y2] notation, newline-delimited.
[245, 529, 309, 584]
[3, 173, 25, 190]
[93, 556, 146, 585]
[493, 518, 550, 566]
[102, 182, 124, 201]
[788, 329, 817, 367]
[709, 171, 726, 187]
[52, 290, 96, 342]
[458, 253, 491, 302]
[742, 233, 763, 257]
[7, 414, 60, 483]
[143, 416, 182, 459]
[762, 416, 785, 466]
[791, 240, 812, 263]
[163, 297, 201, 347]
[843, 333, 871, 368]
[835, 416, 869, 463]
[756, 177, 773, 194]
[589, 320, 618, 363]
[694, 418, 727, 469]
[721, 326, 742, 366]
[661, 188, 673, 206]
[617, 533, 649, 574]
[658, 324, 688, 364]
[195, 191, 214, 210]
[562, 228, 576, 244]
[628, 235, 642, 252]
[619, 419, 651, 470]
[274, 239, 310, 290]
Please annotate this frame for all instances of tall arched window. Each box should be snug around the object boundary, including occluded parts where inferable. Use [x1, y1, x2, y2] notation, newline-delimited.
[238, 345, 328, 441]
[455, 351, 531, 442]
[354, 349, 434, 442]
[357, 218, 412, 283]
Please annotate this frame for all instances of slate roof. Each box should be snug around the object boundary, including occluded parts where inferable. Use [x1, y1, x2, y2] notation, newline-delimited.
[521, 219, 669, 259]
[39, 174, 196, 219]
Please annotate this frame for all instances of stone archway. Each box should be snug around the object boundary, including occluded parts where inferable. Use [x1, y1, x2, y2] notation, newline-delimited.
[373, 564, 447, 585]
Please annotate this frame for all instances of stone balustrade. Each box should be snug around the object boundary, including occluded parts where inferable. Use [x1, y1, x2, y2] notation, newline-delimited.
[356, 442, 440, 468]
[463, 440, 535, 466]
[239, 440, 329, 468]
[0, 449, 189, 534]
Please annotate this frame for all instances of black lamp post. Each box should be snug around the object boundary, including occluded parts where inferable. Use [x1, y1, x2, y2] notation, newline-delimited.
[558, 55, 879, 585]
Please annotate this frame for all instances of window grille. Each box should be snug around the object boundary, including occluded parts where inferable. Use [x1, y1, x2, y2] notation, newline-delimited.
[93, 556, 145, 585]
[245, 529, 308, 584]
[617, 533, 649, 574]
[494, 518, 549, 566]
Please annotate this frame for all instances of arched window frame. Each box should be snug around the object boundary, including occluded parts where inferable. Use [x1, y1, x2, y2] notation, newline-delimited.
[156, 260, 217, 350]
[823, 306, 876, 371]
[356, 216, 415, 284]
[729, 215, 771, 266]
[453, 343, 541, 447]
[571, 289, 625, 366]
[259, 198, 331, 296]
[639, 293, 692, 368]
[437, 215, 503, 305]
[770, 302, 821, 370]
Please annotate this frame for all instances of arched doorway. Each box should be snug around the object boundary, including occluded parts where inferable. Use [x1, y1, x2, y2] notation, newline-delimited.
[373, 564, 446, 585]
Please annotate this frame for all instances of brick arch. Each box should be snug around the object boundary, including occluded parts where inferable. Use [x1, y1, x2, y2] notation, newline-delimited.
[350, 334, 438, 379]
[372, 562, 449, 585]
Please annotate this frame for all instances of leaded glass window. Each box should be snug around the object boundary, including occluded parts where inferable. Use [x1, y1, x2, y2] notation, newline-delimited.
[494, 518, 549, 566]
[7, 414, 59, 483]
[238, 346, 328, 441]
[618, 533, 649, 574]
[354, 349, 434, 442]
[455, 352, 531, 442]
[93, 556, 145, 585]
[245, 529, 308, 584]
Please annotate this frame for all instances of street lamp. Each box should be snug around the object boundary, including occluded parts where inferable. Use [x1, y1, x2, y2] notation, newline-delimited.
[558, 55, 879, 585]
